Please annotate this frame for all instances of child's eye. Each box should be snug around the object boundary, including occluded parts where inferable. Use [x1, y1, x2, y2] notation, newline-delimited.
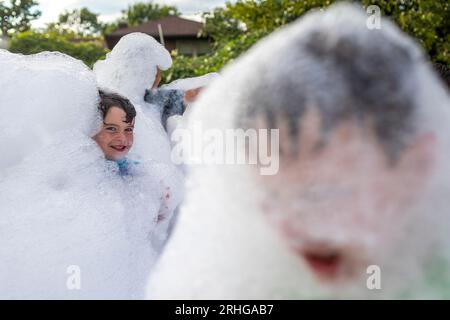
[105, 127, 116, 132]
[125, 128, 134, 133]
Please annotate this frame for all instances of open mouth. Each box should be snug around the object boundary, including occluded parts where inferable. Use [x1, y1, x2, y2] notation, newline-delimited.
[302, 250, 342, 279]
[111, 145, 127, 152]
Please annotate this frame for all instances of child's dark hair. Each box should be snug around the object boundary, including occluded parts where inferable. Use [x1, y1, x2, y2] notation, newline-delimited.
[434, 63, 450, 90]
[237, 21, 423, 165]
[98, 90, 136, 123]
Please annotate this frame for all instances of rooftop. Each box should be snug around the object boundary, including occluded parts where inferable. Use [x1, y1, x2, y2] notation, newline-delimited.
[108, 16, 204, 38]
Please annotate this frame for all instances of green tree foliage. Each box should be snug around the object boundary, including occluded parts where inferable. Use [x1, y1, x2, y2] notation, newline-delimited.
[4, 0, 448, 80]
[167, 0, 449, 82]
[9, 30, 108, 67]
[102, 1, 180, 36]
[6, 2, 182, 69]
[47, 7, 103, 37]
[360, 0, 449, 65]
[0, 0, 41, 36]
[166, 0, 334, 82]
[9, 7, 107, 68]
[124, 1, 180, 26]
[205, 0, 333, 39]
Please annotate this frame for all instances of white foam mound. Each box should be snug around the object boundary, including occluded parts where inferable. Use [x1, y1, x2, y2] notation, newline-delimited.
[161, 73, 220, 91]
[93, 32, 172, 101]
[0, 50, 99, 175]
[147, 3, 450, 299]
[0, 50, 184, 299]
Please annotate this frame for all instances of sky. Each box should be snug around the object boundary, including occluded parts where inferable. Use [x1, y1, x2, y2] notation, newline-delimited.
[33, 0, 232, 27]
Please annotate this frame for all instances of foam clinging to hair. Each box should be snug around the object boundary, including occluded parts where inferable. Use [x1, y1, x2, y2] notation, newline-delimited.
[94, 32, 172, 100]
[147, 3, 450, 299]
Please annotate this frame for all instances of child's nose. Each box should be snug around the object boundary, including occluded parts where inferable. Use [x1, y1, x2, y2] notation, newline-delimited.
[114, 131, 127, 143]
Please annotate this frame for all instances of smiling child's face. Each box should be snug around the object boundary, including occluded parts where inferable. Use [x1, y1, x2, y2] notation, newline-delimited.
[93, 106, 135, 161]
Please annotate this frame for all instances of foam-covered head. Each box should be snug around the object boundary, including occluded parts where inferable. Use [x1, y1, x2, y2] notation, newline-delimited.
[92, 33, 175, 165]
[235, 2, 448, 287]
[148, 3, 450, 299]
[94, 33, 172, 101]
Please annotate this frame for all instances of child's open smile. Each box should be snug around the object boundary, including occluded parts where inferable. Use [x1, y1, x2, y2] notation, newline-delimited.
[93, 106, 135, 161]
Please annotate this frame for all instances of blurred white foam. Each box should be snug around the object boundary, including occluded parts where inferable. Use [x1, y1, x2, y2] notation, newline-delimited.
[147, 3, 450, 299]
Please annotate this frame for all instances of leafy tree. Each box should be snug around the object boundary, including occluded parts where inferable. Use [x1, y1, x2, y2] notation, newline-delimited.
[200, 7, 243, 45]
[9, 30, 108, 67]
[47, 7, 103, 37]
[167, 0, 335, 83]
[168, 0, 449, 83]
[124, 1, 180, 26]
[360, 0, 450, 65]
[101, 20, 121, 36]
[102, 1, 180, 35]
[202, 0, 334, 45]
[0, 0, 41, 36]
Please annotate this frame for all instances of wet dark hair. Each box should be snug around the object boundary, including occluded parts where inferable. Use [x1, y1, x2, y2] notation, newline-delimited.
[237, 21, 421, 164]
[98, 90, 136, 123]
[434, 63, 450, 90]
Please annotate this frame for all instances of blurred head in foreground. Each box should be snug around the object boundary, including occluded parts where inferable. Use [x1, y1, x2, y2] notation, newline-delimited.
[93, 32, 172, 101]
[237, 3, 450, 293]
[237, 8, 436, 282]
[148, 3, 450, 299]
